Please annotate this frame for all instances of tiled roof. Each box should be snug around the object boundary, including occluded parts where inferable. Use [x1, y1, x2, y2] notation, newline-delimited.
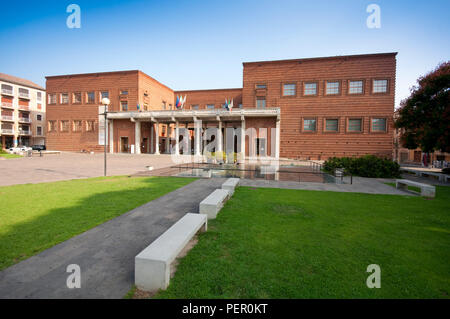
[0, 73, 45, 91]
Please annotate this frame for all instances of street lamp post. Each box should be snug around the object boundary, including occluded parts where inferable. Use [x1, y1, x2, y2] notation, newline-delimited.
[101, 97, 110, 176]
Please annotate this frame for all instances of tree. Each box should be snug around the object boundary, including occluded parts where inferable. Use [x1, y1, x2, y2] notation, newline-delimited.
[395, 61, 450, 153]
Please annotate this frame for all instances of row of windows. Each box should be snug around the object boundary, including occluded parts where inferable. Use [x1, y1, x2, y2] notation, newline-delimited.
[298, 117, 388, 133]
[47, 120, 96, 133]
[48, 91, 111, 105]
[255, 79, 389, 97]
[1, 84, 43, 100]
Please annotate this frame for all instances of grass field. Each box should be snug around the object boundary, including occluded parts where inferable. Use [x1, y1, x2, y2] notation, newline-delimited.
[0, 153, 22, 159]
[0, 176, 195, 270]
[154, 186, 450, 299]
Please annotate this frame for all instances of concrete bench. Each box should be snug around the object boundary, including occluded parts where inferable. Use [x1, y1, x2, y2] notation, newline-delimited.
[199, 189, 229, 219]
[221, 178, 240, 196]
[135, 213, 207, 292]
[396, 179, 436, 197]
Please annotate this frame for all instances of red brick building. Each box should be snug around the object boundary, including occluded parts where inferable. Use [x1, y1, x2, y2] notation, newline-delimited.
[46, 52, 396, 160]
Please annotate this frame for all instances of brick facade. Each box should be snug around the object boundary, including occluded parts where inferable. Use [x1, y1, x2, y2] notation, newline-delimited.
[46, 53, 397, 159]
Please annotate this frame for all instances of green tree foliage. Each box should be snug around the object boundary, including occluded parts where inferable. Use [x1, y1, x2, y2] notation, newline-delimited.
[395, 61, 450, 153]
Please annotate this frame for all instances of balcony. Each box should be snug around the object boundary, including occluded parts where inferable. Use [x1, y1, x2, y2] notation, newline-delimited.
[0, 128, 14, 135]
[19, 117, 31, 123]
[18, 105, 29, 111]
[18, 92, 30, 99]
[1, 88, 13, 96]
[19, 129, 31, 135]
[1, 102, 14, 109]
[1, 115, 14, 122]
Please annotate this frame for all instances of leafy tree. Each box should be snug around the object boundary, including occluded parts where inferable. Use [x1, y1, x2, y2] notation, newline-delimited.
[395, 61, 450, 153]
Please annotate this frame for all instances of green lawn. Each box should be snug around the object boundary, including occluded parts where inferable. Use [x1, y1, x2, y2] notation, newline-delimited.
[155, 186, 450, 299]
[0, 176, 196, 270]
[0, 153, 22, 159]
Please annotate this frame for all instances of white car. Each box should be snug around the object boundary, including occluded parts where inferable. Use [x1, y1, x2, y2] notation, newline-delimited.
[8, 146, 32, 154]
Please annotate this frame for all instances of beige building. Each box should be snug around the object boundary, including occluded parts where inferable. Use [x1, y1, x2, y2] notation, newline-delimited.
[0, 73, 46, 148]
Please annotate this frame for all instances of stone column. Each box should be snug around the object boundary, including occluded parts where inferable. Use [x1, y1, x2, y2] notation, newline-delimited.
[275, 117, 280, 159]
[217, 119, 223, 152]
[154, 122, 160, 155]
[241, 117, 246, 160]
[109, 120, 114, 153]
[175, 121, 180, 155]
[165, 124, 171, 154]
[194, 120, 201, 156]
[135, 121, 141, 154]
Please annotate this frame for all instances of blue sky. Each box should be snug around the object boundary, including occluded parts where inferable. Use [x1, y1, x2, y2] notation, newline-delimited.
[0, 0, 449, 107]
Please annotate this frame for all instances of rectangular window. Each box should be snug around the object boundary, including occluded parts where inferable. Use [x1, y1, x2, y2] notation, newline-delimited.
[283, 83, 296, 96]
[37, 92, 42, 101]
[19, 88, 29, 98]
[207, 104, 215, 109]
[73, 120, 83, 132]
[256, 84, 267, 89]
[37, 114, 42, 121]
[348, 119, 362, 132]
[60, 120, 70, 132]
[371, 118, 387, 132]
[238, 104, 243, 109]
[256, 97, 266, 108]
[121, 101, 128, 111]
[1, 84, 13, 95]
[162, 101, 166, 110]
[120, 90, 128, 95]
[304, 82, 317, 95]
[349, 80, 363, 94]
[37, 126, 42, 136]
[325, 119, 339, 132]
[326, 81, 340, 95]
[100, 91, 109, 100]
[61, 93, 69, 104]
[86, 120, 95, 132]
[192, 104, 199, 110]
[48, 120, 57, 132]
[73, 92, 82, 104]
[303, 119, 316, 132]
[87, 92, 95, 104]
[48, 93, 57, 104]
[373, 79, 388, 93]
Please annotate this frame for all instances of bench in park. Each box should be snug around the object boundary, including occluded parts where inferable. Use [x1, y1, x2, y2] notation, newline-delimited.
[199, 189, 229, 219]
[400, 168, 450, 183]
[221, 178, 240, 195]
[135, 213, 207, 292]
[396, 179, 436, 197]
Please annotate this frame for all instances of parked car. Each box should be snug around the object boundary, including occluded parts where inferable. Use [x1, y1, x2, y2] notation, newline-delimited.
[32, 145, 46, 151]
[8, 146, 32, 154]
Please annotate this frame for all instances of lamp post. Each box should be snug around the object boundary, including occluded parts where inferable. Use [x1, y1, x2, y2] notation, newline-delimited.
[101, 97, 110, 176]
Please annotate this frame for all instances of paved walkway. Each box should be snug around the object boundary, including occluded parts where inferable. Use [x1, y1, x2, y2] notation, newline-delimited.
[240, 176, 411, 195]
[0, 153, 194, 187]
[0, 178, 224, 299]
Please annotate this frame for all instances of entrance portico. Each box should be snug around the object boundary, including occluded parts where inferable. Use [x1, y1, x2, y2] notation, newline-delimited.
[107, 108, 281, 159]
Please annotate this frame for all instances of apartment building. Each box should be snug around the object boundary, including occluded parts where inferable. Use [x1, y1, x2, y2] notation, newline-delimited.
[45, 52, 396, 159]
[0, 73, 46, 149]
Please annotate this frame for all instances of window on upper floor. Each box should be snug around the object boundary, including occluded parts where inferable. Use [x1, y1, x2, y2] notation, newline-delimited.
[283, 83, 296, 96]
[304, 82, 317, 95]
[207, 104, 215, 109]
[37, 114, 42, 121]
[256, 84, 267, 89]
[192, 104, 199, 110]
[373, 79, 388, 93]
[121, 101, 128, 111]
[1, 84, 13, 95]
[238, 104, 243, 109]
[100, 91, 109, 100]
[73, 92, 82, 104]
[303, 119, 316, 132]
[73, 120, 83, 132]
[86, 120, 95, 132]
[371, 118, 387, 132]
[348, 118, 362, 132]
[120, 90, 128, 95]
[61, 93, 69, 104]
[37, 126, 42, 136]
[325, 119, 339, 132]
[349, 80, 364, 94]
[87, 92, 95, 104]
[256, 97, 266, 108]
[326, 81, 340, 95]
[162, 101, 166, 110]
[48, 120, 57, 132]
[48, 93, 57, 104]
[18, 88, 29, 98]
[37, 92, 42, 101]
[60, 120, 70, 132]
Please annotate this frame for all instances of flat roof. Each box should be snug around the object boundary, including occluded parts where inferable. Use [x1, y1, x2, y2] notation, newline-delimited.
[175, 88, 242, 93]
[0, 72, 45, 91]
[243, 52, 398, 66]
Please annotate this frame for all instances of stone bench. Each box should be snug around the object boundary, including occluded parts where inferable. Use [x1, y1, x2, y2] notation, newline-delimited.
[401, 168, 449, 183]
[221, 178, 240, 196]
[199, 189, 229, 219]
[396, 179, 436, 197]
[135, 213, 207, 292]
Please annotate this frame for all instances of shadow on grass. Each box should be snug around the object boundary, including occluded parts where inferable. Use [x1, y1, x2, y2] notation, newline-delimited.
[0, 176, 196, 270]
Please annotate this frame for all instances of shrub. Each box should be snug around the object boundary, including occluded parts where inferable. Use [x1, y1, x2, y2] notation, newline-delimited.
[442, 168, 450, 175]
[323, 155, 401, 178]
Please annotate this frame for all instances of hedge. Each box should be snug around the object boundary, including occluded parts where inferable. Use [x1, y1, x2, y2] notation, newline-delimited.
[323, 155, 401, 178]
